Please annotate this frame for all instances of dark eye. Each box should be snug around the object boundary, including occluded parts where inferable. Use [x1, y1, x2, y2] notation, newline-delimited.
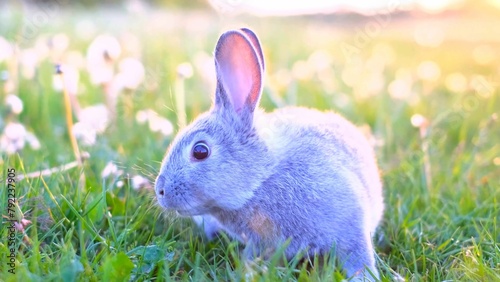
[192, 142, 210, 160]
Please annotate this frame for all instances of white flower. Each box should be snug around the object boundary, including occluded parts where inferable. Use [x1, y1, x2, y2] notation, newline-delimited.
[72, 104, 109, 146]
[78, 104, 109, 134]
[88, 64, 114, 85]
[88, 35, 121, 62]
[25, 132, 41, 150]
[135, 109, 153, 124]
[0, 123, 41, 154]
[5, 94, 23, 114]
[4, 122, 26, 141]
[411, 114, 428, 128]
[149, 116, 174, 136]
[136, 109, 174, 136]
[86, 35, 121, 85]
[131, 175, 150, 190]
[73, 122, 97, 146]
[101, 161, 123, 179]
[117, 57, 145, 89]
[1, 123, 26, 154]
[176, 62, 193, 79]
[53, 64, 80, 95]
[148, 114, 174, 136]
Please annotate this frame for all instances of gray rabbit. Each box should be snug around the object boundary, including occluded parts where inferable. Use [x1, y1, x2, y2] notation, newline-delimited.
[155, 28, 384, 280]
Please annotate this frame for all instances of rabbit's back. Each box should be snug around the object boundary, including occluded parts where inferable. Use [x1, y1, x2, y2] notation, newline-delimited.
[254, 107, 384, 234]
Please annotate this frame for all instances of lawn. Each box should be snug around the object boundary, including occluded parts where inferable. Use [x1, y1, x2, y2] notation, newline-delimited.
[0, 2, 499, 281]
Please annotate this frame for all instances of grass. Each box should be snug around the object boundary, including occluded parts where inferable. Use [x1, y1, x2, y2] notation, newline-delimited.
[0, 3, 499, 281]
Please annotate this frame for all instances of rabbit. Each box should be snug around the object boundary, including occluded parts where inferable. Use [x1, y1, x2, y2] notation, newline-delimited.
[155, 28, 384, 281]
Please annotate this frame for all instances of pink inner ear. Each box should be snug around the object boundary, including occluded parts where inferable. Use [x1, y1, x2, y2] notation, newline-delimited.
[215, 31, 262, 113]
[240, 28, 264, 71]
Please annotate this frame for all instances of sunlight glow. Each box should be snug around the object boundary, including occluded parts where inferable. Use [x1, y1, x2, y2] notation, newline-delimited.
[209, 0, 466, 15]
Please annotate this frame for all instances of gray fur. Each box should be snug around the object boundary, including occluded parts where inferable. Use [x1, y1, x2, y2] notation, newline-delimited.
[155, 29, 384, 281]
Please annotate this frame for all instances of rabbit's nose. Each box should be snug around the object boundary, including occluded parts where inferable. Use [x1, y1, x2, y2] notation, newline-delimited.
[155, 175, 166, 198]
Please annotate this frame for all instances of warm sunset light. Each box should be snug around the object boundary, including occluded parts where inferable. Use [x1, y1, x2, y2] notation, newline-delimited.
[1, 0, 498, 281]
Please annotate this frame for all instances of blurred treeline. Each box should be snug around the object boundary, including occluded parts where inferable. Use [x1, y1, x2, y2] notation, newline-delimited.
[24, 0, 210, 9]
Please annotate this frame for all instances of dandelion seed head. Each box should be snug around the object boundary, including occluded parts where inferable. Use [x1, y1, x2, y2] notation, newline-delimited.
[411, 114, 428, 128]
[73, 122, 97, 146]
[137, 109, 174, 136]
[5, 122, 26, 140]
[118, 57, 145, 89]
[135, 109, 152, 124]
[148, 114, 174, 136]
[131, 175, 151, 190]
[0, 122, 29, 154]
[25, 132, 41, 150]
[53, 64, 80, 95]
[5, 94, 23, 114]
[102, 161, 123, 179]
[88, 35, 121, 62]
[78, 104, 109, 134]
[177, 62, 193, 79]
[87, 35, 121, 84]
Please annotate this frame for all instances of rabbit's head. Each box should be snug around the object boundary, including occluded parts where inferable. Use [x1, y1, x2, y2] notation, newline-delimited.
[155, 28, 273, 215]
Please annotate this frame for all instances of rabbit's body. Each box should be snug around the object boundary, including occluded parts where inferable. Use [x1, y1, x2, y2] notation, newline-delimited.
[156, 29, 384, 280]
[217, 107, 382, 271]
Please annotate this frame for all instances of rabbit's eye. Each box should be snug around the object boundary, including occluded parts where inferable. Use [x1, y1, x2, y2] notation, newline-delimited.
[192, 142, 210, 160]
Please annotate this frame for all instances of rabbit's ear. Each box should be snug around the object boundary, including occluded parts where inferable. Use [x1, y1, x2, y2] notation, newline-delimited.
[239, 28, 264, 71]
[214, 30, 263, 115]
